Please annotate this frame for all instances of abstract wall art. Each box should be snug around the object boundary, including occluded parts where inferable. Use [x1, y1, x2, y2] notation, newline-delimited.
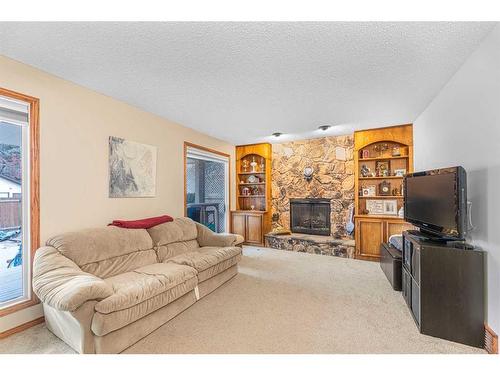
[109, 136, 157, 197]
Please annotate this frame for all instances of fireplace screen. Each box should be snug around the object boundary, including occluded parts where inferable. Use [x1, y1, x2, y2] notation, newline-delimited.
[290, 198, 331, 236]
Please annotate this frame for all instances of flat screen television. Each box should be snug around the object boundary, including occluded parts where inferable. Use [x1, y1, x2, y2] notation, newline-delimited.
[404, 166, 467, 240]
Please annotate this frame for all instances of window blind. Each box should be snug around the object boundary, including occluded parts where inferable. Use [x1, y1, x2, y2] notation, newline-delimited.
[0, 96, 29, 125]
[186, 146, 229, 163]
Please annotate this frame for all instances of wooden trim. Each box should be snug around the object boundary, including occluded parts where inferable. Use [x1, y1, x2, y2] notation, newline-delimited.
[183, 141, 232, 219]
[0, 87, 40, 317]
[485, 324, 498, 354]
[184, 141, 230, 158]
[0, 316, 44, 339]
[353, 123, 413, 135]
[236, 142, 272, 148]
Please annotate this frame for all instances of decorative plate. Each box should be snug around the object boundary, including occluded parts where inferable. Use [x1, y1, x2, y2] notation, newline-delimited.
[248, 175, 258, 183]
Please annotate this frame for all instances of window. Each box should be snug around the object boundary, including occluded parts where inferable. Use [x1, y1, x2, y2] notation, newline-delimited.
[0, 88, 39, 314]
[184, 143, 230, 233]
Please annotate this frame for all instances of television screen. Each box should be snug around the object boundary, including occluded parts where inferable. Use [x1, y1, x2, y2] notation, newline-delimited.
[404, 167, 466, 239]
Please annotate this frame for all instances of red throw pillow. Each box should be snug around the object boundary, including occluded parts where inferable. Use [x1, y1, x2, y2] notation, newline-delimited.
[109, 215, 173, 229]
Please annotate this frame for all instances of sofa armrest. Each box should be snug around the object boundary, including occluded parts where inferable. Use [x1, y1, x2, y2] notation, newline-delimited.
[195, 222, 244, 247]
[33, 246, 113, 312]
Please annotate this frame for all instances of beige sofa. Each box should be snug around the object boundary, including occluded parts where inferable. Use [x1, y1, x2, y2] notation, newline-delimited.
[32, 217, 244, 354]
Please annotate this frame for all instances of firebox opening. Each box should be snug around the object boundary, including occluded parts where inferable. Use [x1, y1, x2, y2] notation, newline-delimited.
[290, 198, 331, 236]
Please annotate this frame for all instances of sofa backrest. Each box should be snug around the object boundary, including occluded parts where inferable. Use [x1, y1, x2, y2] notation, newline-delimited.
[147, 217, 199, 262]
[46, 226, 156, 279]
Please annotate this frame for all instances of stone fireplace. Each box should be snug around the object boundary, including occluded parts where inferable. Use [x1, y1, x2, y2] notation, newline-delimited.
[271, 135, 355, 239]
[290, 198, 331, 236]
[266, 135, 356, 258]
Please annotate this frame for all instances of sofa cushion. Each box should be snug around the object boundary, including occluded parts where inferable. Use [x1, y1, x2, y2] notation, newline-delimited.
[91, 276, 197, 336]
[95, 263, 197, 314]
[156, 240, 199, 262]
[79, 250, 158, 279]
[197, 253, 242, 282]
[46, 226, 156, 279]
[147, 217, 198, 247]
[167, 246, 242, 282]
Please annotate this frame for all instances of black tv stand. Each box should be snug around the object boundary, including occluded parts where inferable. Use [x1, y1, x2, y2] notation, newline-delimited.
[402, 231, 485, 347]
[407, 229, 457, 243]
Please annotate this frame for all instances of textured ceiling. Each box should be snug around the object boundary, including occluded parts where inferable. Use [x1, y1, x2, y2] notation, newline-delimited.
[0, 22, 496, 144]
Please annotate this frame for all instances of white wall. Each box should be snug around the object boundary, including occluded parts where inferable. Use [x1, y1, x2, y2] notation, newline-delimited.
[414, 24, 500, 335]
[0, 55, 236, 333]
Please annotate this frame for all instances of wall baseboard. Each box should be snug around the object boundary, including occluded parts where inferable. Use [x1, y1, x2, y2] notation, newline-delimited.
[485, 324, 498, 354]
[0, 316, 45, 340]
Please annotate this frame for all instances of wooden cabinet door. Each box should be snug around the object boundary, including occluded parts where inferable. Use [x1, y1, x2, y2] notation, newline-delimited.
[355, 218, 384, 260]
[245, 214, 263, 245]
[385, 220, 414, 241]
[231, 212, 247, 240]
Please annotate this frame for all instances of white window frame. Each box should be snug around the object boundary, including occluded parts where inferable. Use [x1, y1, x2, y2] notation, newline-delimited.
[0, 95, 31, 309]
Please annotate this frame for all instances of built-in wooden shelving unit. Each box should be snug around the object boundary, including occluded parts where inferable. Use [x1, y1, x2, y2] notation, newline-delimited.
[230, 143, 272, 246]
[354, 124, 414, 261]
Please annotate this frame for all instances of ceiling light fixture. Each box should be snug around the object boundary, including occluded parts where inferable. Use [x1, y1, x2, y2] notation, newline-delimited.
[318, 125, 331, 131]
[272, 132, 283, 137]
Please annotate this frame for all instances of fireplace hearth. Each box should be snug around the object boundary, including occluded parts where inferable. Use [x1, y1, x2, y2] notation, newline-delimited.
[290, 198, 331, 236]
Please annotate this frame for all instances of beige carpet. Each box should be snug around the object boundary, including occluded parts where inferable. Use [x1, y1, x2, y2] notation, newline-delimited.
[0, 247, 485, 354]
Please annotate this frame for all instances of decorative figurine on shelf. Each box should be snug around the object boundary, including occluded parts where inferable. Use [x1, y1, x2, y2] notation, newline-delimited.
[248, 175, 258, 183]
[242, 187, 250, 196]
[250, 205, 255, 210]
[259, 157, 265, 172]
[252, 186, 260, 195]
[379, 180, 391, 196]
[392, 145, 401, 156]
[360, 164, 371, 177]
[398, 206, 404, 218]
[374, 143, 389, 157]
[242, 159, 249, 173]
[250, 157, 258, 173]
[376, 161, 390, 177]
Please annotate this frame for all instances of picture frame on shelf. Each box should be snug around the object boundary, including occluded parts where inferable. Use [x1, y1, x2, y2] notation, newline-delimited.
[361, 149, 370, 159]
[394, 168, 407, 177]
[375, 161, 390, 177]
[366, 199, 384, 215]
[362, 185, 376, 197]
[383, 200, 398, 216]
